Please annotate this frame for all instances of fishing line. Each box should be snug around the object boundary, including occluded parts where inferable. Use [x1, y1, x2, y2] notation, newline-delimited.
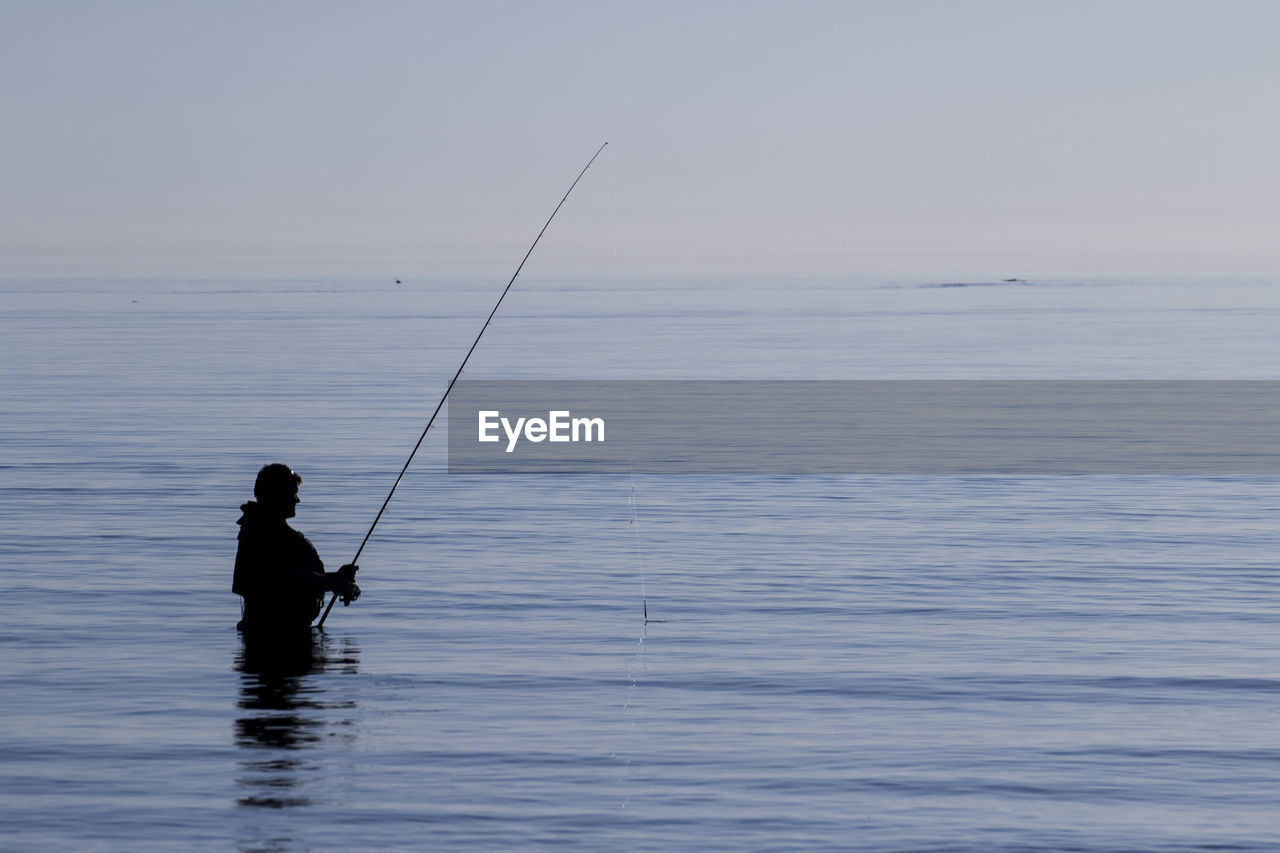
[625, 395, 664, 625]
[628, 465, 649, 624]
[317, 142, 609, 628]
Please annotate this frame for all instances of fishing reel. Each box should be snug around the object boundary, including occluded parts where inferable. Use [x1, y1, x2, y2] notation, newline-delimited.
[337, 564, 360, 606]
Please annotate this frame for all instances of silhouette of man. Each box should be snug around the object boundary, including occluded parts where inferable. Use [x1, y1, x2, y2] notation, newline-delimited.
[233, 464, 360, 637]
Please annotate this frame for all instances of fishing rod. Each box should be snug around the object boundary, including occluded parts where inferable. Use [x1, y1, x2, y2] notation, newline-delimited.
[317, 142, 608, 628]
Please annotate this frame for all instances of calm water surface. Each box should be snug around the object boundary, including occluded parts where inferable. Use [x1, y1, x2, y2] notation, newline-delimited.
[4, 274, 1280, 850]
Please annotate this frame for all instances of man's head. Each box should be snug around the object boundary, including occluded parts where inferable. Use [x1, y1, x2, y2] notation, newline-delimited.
[254, 463, 302, 518]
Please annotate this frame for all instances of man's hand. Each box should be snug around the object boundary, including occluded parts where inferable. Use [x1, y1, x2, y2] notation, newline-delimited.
[336, 564, 360, 605]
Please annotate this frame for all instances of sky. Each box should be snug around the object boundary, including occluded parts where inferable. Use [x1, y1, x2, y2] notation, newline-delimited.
[2, 0, 1278, 279]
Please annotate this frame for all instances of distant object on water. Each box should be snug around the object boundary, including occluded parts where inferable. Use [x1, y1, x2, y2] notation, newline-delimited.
[925, 279, 1036, 289]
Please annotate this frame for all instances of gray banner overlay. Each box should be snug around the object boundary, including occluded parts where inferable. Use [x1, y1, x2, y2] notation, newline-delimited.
[446, 380, 1280, 474]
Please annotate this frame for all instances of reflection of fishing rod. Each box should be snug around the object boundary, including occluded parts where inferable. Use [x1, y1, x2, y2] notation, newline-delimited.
[318, 143, 608, 629]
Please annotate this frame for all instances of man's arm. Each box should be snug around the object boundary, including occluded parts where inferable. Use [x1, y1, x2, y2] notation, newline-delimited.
[289, 562, 360, 601]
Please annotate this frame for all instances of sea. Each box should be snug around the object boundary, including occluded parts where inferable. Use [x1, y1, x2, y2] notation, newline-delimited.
[4, 273, 1280, 851]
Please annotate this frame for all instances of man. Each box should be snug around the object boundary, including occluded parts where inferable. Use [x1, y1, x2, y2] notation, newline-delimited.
[233, 464, 360, 636]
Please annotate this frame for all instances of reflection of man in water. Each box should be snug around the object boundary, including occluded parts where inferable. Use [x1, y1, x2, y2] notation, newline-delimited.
[233, 464, 360, 638]
[235, 633, 361, 810]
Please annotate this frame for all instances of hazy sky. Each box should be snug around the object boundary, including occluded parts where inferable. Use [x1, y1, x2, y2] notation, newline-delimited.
[3, 1, 1278, 278]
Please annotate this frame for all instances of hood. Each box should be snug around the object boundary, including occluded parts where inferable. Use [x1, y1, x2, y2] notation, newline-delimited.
[237, 501, 281, 539]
